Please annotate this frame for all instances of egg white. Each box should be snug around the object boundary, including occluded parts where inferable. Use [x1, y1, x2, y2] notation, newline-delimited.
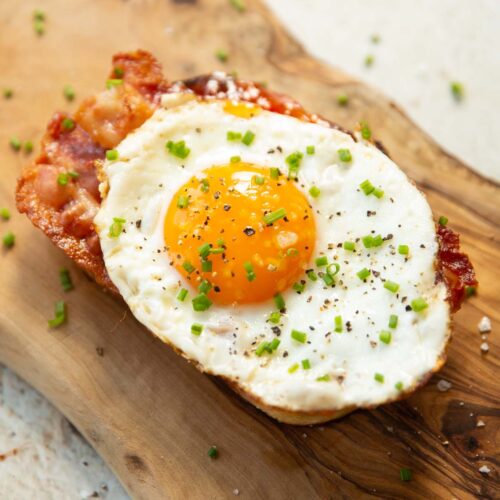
[94, 95, 450, 413]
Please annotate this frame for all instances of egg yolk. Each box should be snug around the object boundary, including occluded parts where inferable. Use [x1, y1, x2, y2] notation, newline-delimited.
[164, 163, 316, 305]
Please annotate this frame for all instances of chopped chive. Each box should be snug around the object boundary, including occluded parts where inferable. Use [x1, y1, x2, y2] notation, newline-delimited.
[63, 85, 75, 102]
[61, 118, 75, 131]
[209, 247, 224, 255]
[207, 446, 218, 459]
[201, 259, 212, 272]
[274, 293, 285, 311]
[379, 330, 392, 344]
[269, 311, 281, 324]
[166, 140, 190, 159]
[306, 270, 318, 281]
[398, 244, 409, 255]
[360, 179, 375, 195]
[229, 0, 246, 12]
[372, 235, 384, 247]
[306, 145, 315, 155]
[316, 374, 330, 382]
[334, 315, 343, 333]
[285, 151, 303, 179]
[255, 342, 269, 357]
[192, 293, 212, 312]
[371, 34, 381, 44]
[395, 381, 404, 391]
[268, 338, 280, 351]
[113, 67, 124, 78]
[357, 268, 371, 281]
[244, 261, 256, 282]
[198, 280, 212, 294]
[3, 231, 15, 248]
[364, 54, 374, 67]
[411, 297, 428, 312]
[34, 19, 45, 35]
[291, 329, 307, 343]
[384, 281, 400, 293]
[59, 268, 73, 292]
[177, 195, 189, 209]
[24, 141, 33, 154]
[106, 149, 119, 161]
[198, 242, 212, 258]
[270, 167, 280, 179]
[241, 130, 255, 146]
[465, 286, 476, 298]
[399, 468, 412, 482]
[57, 173, 69, 186]
[48, 300, 66, 328]
[68, 172, 79, 179]
[343, 241, 355, 252]
[309, 186, 321, 198]
[108, 217, 126, 238]
[216, 239, 225, 247]
[315, 256, 328, 267]
[362, 235, 374, 248]
[321, 273, 334, 286]
[106, 79, 123, 89]
[177, 288, 188, 302]
[374, 373, 384, 383]
[373, 187, 384, 199]
[230, 155, 241, 163]
[226, 131, 242, 141]
[326, 263, 340, 277]
[288, 363, 299, 374]
[253, 175, 265, 185]
[215, 49, 229, 63]
[388, 314, 398, 329]
[292, 282, 305, 293]
[301, 359, 311, 369]
[33, 9, 45, 21]
[360, 121, 372, 140]
[263, 207, 286, 225]
[191, 323, 203, 336]
[200, 178, 210, 192]
[10, 137, 21, 151]
[3, 88, 13, 99]
[337, 148, 352, 163]
[0, 208, 11, 220]
[438, 215, 448, 226]
[450, 81, 464, 102]
[337, 94, 349, 106]
[182, 260, 195, 274]
[286, 247, 299, 257]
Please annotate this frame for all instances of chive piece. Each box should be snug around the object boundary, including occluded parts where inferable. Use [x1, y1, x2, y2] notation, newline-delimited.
[438, 215, 448, 226]
[274, 293, 285, 311]
[334, 315, 343, 333]
[286, 248, 299, 257]
[106, 149, 118, 161]
[364, 54, 374, 67]
[3, 88, 13, 99]
[343, 241, 355, 252]
[263, 208, 286, 225]
[177, 288, 188, 302]
[301, 359, 311, 369]
[291, 329, 307, 343]
[400, 468, 412, 482]
[10, 137, 21, 151]
[268, 338, 280, 352]
[215, 49, 229, 63]
[230, 155, 241, 163]
[216, 239, 225, 247]
[306, 145, 315, 155]
[398, 244, 409, 255]
[450, 81, 464, 102]
[293, 282, 305, 293]
[244, 261, 256, 282]
[360, 179, 375, 195]
[465, 286, 476, 298]
[288, 363, 299, 374]
[57, 173, 69, 186]
[322, 273, 334, 286]
[198, 243, 212, 258]
[357, 268, 371, 281]
[306, 270, 318, 281]
[388, 314, 398, 329]
[200, 179, 209, 192]
[106, 79, 123, 89]
[315, 256, 328, 267]
[192, 293, 212, 312]
[241, 130, 255, 146]
[338, 148, 352, 163]
[229, 0, 246, 12]
[113, 67, 124, 78]
[362, 235, 374, 248]
[33, 10, 45, 21]
[317, 375, 330, 382]
[337, 94, 348, 106]
[63, 85, 75, 102]
[108, 217, 126, 238]
[255, 342, 269, 357]
[379, 330, 392, 344]
[374, 373, 384, 383]
[309, 186, 321, 198]
[3, 231, 15, 248]
[198, 280, 212, 294]
[384, 281, 400, 293]
[270, 167, 280, 179]
[61, 118, 75, 131]
[182, 260, 195, 274]
[0, 208, 11, 220]
[201, 259, 212, 272]
[34, 19, 45, 35]
[48, 300, 66, 328]
[68, 171, 79, 179]
[371, 235, 383, 247]
[269, 311, 281, 324]
[227, 131, 242, 141]
[23, 141, 33, 154]
[373, 187, 384, 199]
[209, 247, 224, 255]
[166, 140, 190, 159]
[371, 34, 381, 44]
[59, 268, 73, 292]
[208, 446, 218, 459]
[177, 195, 189, 209]
[191, 323, 203, 336]
[360, 121, 372, 140]
[411, 297, 428, 312]
[395, 381, 404, 391]
[285, 151, 303, 179]
[253, 175, 265, 185]
[326, 263, 340, 277]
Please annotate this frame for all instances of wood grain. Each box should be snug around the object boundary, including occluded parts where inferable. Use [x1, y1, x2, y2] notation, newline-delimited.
[0, 0, 499, 498]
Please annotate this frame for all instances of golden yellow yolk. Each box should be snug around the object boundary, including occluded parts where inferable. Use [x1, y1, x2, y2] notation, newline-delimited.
[164, 163, 316, 305]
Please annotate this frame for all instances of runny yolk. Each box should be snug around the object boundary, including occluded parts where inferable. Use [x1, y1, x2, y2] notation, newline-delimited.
[164, 163, 316, 305]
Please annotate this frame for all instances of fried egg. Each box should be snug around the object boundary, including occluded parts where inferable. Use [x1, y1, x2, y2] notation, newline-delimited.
[94, 94, 450, 423]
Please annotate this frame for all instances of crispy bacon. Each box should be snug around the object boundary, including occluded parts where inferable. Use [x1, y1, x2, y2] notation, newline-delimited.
[16, 50, 476, 310]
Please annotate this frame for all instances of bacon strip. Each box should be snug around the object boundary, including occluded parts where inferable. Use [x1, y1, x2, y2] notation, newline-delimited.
[16, 50, 476, 309]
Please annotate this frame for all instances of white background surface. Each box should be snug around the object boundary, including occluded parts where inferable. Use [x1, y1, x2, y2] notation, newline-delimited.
[1, 1, 498, 499]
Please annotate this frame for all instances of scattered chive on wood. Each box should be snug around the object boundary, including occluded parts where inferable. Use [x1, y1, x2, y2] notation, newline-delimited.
[399, 468, 412, 482]
[0, 208, 11, 221]
[207, 446, 218, 459]
[59, 268, 73, 292]
[3, 88, 13, 99]
[10, 137, 21, 151]
[48, 300, 66, 328]
[438, 215, 448, 226]
[24, 141, 33, 154]
[360, 121, 372, 140]
[229, 0, 246, 12]
[63, 85, 75, 102]
[3, 231, 15, 248]
[215, 49, 229, 63]
[337, 94, 348, 106]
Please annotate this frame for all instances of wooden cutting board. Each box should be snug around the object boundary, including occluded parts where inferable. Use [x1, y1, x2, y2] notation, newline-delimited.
[0, 0, 498, 498]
